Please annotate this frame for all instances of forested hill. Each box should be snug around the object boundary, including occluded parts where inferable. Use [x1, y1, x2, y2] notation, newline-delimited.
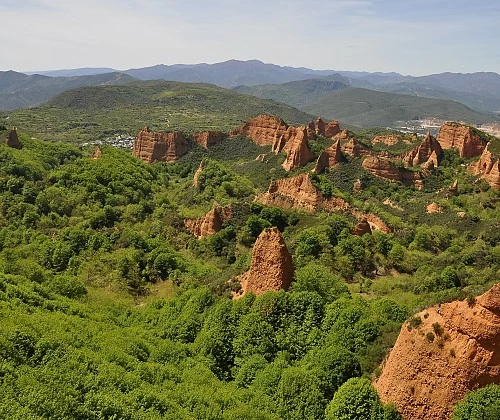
[0, 124, 498, 419]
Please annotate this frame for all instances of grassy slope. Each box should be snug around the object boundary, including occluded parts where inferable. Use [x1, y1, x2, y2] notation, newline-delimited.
[1, 81, 314, 143]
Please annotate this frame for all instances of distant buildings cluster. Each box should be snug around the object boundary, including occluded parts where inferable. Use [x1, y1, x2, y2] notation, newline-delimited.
[81, 134, 134, 149]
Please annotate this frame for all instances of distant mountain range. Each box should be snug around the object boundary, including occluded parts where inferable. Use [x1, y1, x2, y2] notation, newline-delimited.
[1, 60, 500, 128]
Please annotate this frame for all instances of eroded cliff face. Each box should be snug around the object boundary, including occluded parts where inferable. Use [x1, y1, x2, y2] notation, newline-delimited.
[256, 173, 349, 213]
[184, 205, 233, 239]
[325, 120, 341, 138]
[314, 139, 343, 173]
[6, 129, 21, 149]
[191, 131, 225, 148]
[401, 132, 443, 168]
[468, 144, 500, 190]
[362, 156, 422, 185]
[281, 126, 315, 171]
[342, 138, 372, 158]
[375, 283, 500, 420]
[230, 115, 289, 146]
[352, 219, 372, 236]
[132, 127, 191, 163]
[235, 227, 294, 297]
[438, 122, 487, 158]
[372, 135, 413, 146]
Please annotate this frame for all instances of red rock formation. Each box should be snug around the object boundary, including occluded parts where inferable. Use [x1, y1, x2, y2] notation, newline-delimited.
[352, 219, 372, 236]
[334, 129, 350, 141]
[372, 135, 411, 146]
[438, 122, 487, 158]
[362, 156, 422, 184]
[307, 120, 316, 139]
[426, 202, 443, 214]
[236, 228, 294, 297]
[468, 144, 500, 190]
[325, 120, 341, 138]
[184, 205, 233, 239]
[191, 131, 225, 148]
[256, 173, 349, 213]
[350, 210, 391, 233]
[421, 150, 440, 170]
[314, 139, 343, 173]
[281, 127, 315, 171]
[316, 117, 326, 136]
[132, 127, 191, 163]
[342, 138, 372, 158]
[230, 115, 289, 146]
[353, 179, 363, 192]
[6, 129, 21, 149]
[92, 147, 102, 160]
[401, 132, 442, 168]
[375, 283, 500, 420]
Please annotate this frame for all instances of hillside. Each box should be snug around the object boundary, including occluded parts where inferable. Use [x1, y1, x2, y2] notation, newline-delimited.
[0, 118, 499, 419]
[301, 87, 497, 127]
[0, 71, 136, 110]
[2, 81, 314, 143]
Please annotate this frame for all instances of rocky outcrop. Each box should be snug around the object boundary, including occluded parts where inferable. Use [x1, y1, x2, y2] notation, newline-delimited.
[426, 202, 443, 213]
[132, 127, 191, 163]
[235, 228, 294, 298]
[468, 144, 500, 190]
[230, 115, 289, 146]
[281, 127, 315, 171]
[316, 118, 326, 136]
[372, 135, 412, 146]
[92, 147, 102, 159]
[256, 173, 349, 213]
[342, 138, 372, 158]
[362, 156, 422, 184]
[334, 129, 350, 141]
[352, 219, 372, 236]
[314, 140, 343, 173]
[401, 132, 442, 168]
[191, 131, 225, 148]
[353, 179, 363, 192]
[438, 122, 487, 158]
[307, 120, 316, 138]
[325, 120, 341, 138]
[375, 283, 500, 420]
[6, 129, 21, 149]
[184, 205, 233, 239]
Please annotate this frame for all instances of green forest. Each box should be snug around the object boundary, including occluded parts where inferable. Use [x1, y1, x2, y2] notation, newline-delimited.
[0, 123, 499, 420]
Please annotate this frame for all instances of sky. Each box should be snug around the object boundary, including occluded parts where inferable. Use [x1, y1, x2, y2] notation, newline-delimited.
[1, 0, 499, 75]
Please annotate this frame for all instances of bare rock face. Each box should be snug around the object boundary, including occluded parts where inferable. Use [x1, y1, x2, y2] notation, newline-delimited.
[191, 131, 225, 148]
[342, 138, 372, 158]
[92, 147, 102, 159]
[316, 117, 326, 136]
[133, 127, 191, 163]
[325, 120, 341, 138]
[353, 179, 363, 192]
[334, 129, 350, 141]
[236, 228, 294, 297]
[184, 205, 233, 239]
[401, 132, 442, 168]
[6, 129, 21, 149]
[375, 283, 500, 420]
[256, 173, 349, 213]
[426, 202, 443, 213]
[281, 126, 315, 171]
[307, 120, 316, 138]
[468, 144, 500, 190]
[230, 115, 289, 146]
[362, 156, 422, 184]
[314, 139, 343, 173]
[438, 122, 487, 158]
[352, 219, 372, 236]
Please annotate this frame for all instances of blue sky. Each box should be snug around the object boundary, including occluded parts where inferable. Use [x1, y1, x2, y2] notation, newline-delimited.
[1, 0, 499, 75]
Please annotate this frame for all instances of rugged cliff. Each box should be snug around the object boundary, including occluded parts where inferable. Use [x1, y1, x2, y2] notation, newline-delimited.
[132, 127, 191, 163]
[375, 283, 500, 420]
[437, 122, 487, 158]
[468, 144, 500, 190]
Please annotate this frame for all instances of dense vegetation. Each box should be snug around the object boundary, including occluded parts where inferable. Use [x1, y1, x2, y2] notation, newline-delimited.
[0, 81, 313, 144]
[0, 124, 498, 419]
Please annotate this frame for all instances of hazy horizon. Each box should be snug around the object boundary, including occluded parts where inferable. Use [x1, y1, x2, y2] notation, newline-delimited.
[1, 0, 499, 75]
